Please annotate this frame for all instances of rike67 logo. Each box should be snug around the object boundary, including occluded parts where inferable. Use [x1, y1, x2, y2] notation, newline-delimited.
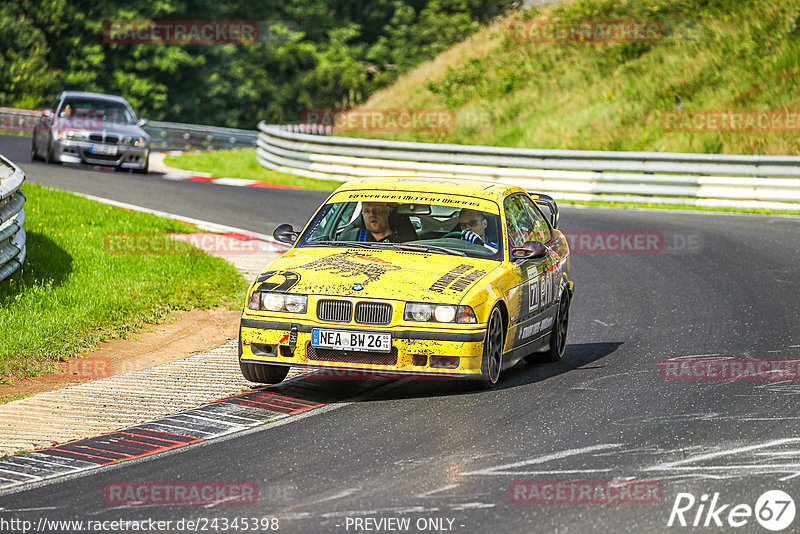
[668, 490, 795, 531]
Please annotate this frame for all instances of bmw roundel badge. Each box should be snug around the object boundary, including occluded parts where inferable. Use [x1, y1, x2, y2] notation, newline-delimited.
[352, 285, 364, 291]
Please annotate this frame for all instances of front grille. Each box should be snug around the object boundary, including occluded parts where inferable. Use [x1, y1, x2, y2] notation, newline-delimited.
[354, 302, 392, 325]
[87, 134, 119, 144]
[317, 299, 352, 323]
[306, 346, 398, 366]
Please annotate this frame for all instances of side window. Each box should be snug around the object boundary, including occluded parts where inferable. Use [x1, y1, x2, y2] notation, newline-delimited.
[504, 196, 540, 248]
[518, 196, 552, 243]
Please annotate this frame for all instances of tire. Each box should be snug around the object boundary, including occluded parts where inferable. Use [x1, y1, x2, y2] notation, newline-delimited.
[133, 158, 149, 174]
[541, 290, 570, 362]
[239, 360, 290, 384]
[31, 136, 42, 161]
[237, 330, 290, 384]
[474, 306, 505, 389]
[45, 137, 60, 165]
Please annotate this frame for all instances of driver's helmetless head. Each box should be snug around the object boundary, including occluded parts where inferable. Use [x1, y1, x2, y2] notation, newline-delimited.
[459, 209, 488, 239]
[362, 202, 391, 234]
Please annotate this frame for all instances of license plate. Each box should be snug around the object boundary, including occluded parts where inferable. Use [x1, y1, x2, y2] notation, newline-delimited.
[311, 329, 391, 353]
[90, 144, 117, 155]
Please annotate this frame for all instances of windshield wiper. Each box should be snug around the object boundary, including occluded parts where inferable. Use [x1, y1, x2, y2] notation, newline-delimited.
[386, 243, 466, 256]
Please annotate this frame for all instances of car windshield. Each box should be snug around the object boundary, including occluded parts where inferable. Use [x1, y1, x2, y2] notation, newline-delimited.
[297, 197, 504, 260]
[59, 99, 136, 125]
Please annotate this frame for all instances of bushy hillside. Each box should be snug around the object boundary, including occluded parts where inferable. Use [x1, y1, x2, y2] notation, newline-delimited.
[354, 0, 800, 155]
[0, 0, 513, 128]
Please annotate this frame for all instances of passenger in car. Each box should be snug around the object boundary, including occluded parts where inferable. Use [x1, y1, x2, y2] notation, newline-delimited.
[458, 208, 498, 250]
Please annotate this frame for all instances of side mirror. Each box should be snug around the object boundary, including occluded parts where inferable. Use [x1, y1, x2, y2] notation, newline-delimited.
[273, 223, 298, 244]
[137, 118, 149, 127]
[528, 192, 559, 229]
[511, 241, 548, 260]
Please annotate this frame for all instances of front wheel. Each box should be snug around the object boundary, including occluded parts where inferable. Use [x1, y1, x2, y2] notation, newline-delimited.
[239, 360, 290, 384]
[133, 158, 149, 174]
[31, 136, 42, 161]
[45, 137, 60, 165]
[475, 306, 504, 388]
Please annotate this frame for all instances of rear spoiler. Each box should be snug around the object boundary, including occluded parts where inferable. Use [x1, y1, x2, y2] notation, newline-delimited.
[527, 192, 559, 229]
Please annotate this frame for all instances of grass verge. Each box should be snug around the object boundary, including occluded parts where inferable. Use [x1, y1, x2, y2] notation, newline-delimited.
[0, 183, 249, 381]
[164, 149, 342, 191]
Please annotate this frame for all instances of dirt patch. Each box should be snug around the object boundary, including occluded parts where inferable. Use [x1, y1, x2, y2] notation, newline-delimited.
[0, 308, 241, 402]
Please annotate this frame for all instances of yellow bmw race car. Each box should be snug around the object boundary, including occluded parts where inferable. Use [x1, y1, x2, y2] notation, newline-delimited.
[239, 177, 573, 388]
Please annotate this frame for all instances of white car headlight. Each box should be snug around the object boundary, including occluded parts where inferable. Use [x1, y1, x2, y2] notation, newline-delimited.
[248, 292, 307, 313]
[404, 303, 476, 324]
[433, 305, 457, 323]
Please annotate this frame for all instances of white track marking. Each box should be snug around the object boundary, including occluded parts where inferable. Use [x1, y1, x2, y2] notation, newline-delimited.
[647, 438, 800, 473]
[416, 484, 459, 498]
[461, 443, 624, 476]
[211, 178, 258, 187]
[72, 192, 287, 248]
[451, 503, 495, 510]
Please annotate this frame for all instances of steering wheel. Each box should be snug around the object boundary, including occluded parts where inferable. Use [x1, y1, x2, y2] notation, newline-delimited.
[442, 230, 464, 239]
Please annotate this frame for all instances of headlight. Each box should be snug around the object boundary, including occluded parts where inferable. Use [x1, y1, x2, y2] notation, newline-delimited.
[404, 303, 476, 324]
[248, 291, 307, 313]
[121, 136, 147, 147]
[60, 130, 88, 140]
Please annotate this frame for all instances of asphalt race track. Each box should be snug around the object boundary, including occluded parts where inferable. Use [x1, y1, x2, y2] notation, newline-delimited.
[2, 133, 800, 532]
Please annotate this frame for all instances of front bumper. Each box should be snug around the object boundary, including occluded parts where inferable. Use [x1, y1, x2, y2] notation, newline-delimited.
[53, 139, 149, 169]
[239, 316, 487, 378]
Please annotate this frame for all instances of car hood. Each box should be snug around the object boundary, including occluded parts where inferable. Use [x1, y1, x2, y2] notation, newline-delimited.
[92, 123, 148, 137]
[254, 247, 498, 303]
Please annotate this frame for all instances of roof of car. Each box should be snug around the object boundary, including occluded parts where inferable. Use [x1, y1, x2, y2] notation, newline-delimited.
[334, 176, 523, 201]
[59, 91, 131, 104]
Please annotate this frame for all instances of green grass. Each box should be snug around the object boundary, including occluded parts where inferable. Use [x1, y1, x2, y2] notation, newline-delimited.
[165, 149, 342, 191]
[0, 130, 31, 137]
[0, 183, 249, 381]
[354, 0, 800, 156]
[0, 393, 33, 405]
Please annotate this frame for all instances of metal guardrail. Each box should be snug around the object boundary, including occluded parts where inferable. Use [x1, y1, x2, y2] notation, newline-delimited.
[144, 121, 257, 152]
[0, 107, 257, 152]
[257, 122, 800, 210]
[0, 155, 27, 283]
